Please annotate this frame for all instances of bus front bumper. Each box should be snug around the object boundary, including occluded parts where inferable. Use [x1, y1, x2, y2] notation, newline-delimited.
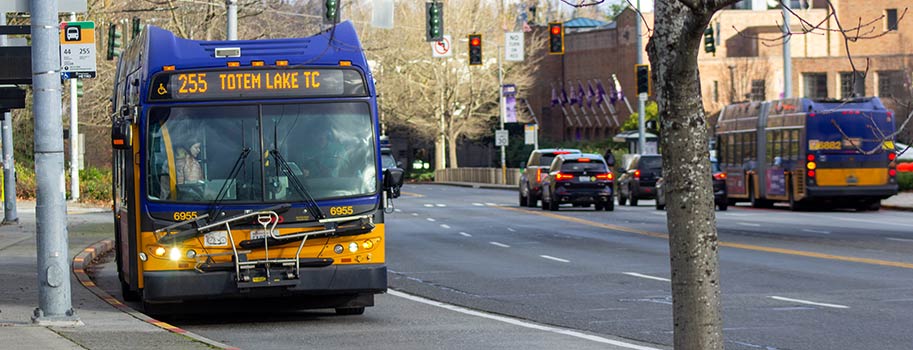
[142, 264, 386, 303]
[806, 184, 899, 199]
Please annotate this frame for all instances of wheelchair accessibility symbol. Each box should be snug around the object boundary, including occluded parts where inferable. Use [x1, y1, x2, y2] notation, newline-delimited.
[157, 83, 168, 95]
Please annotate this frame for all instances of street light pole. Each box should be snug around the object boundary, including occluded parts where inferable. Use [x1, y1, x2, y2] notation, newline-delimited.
[782, 1, 792, 98]
[0, 13, 18, 224]
[226, 0, 238, 40]
[498, 45, 506, 184]
[635, 0, 646, 154]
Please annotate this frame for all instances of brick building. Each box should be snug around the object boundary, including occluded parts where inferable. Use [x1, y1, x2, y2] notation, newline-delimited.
[528, 0, 912, 143]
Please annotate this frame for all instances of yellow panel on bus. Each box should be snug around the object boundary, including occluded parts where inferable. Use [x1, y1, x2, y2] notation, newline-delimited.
[815, 168, 888, 186]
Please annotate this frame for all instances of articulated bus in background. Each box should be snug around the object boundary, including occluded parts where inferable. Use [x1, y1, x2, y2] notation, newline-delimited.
[715, 97, 898, 211]
[110, 22, 403, 314]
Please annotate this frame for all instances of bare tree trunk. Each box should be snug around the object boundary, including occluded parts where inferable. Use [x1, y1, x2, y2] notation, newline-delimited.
[447, 133, 459, 169]
[647, 1, 725, 349]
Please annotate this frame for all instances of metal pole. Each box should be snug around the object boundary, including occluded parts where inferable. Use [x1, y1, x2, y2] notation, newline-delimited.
[635, 0, 645, 154]
[31, 0, 79, 324]
[69, 13, 79, 202]
[782, 1, 792, 98]
[0, 13, 18, 224]
[499, 45, 506, 184]
[226, 0, 238, 40]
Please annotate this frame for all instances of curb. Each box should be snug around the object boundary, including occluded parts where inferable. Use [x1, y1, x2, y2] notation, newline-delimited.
[881, 204, 913, 212]
[72, 239, 241, 350]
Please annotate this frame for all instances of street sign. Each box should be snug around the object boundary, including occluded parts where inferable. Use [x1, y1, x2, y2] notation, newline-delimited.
[1, 0, 87, 12]
[495, 129, 509, 147]
[431, 34, 452, 58]
[59, 21, 97, 79]
[505, 32, 524, 62]
[524, 124, 537, 145]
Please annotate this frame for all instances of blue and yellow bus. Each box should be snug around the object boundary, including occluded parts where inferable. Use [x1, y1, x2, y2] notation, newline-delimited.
[716, 97, 898, 211]
[111, 22, 403, 314]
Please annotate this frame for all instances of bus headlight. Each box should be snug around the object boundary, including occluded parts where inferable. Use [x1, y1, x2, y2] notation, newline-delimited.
[139, 252, 148, 262]
[362, 240, 374, 250]
[186, 249, 197, 259]
[348, 242, 358, 253]
[334, 244, 344, 254]
[153, 247, 166, 257]
[169, 247, 181, 261]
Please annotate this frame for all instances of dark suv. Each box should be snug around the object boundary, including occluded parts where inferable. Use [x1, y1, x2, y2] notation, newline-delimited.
[518, 148, 581, 207]
[540, 153, 615, 211]
[655, 158, 728, 211]
[617, 154, 662, 206]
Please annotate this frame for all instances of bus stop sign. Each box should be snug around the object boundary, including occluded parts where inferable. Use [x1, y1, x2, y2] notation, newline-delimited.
[59, 21, 97, 79]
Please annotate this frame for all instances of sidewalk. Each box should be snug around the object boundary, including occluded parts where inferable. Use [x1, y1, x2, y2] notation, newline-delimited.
[0, 200, 213, 350]
[882, 191, 913, 211]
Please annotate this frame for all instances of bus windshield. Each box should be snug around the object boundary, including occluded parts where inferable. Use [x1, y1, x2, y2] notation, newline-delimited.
[146, 102, 376, 203]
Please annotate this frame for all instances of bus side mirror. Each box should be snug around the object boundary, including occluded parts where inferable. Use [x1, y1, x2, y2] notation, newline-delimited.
[384, 167, 404, 198]
[112, 118, 132, 149]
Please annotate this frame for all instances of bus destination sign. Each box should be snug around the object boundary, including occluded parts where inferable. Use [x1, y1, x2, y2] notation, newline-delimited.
[149, 68, 366, 101]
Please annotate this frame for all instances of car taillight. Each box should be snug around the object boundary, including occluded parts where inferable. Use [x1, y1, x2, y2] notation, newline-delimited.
[634, 169, 641, 180]
[595, 173, 613, 180]
[555, 172, 574, 181]
[536, 168, 542, 182]
[713, 172, 726, 181]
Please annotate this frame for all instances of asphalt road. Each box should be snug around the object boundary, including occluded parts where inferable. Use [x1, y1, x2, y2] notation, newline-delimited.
[91, 183, 913, 349]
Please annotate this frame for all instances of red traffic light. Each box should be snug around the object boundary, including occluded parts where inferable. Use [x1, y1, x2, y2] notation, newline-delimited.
[470, 37, 481, 46]
[550, 25, 561, 35]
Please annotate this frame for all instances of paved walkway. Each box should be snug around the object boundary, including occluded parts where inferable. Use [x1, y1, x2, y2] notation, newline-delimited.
[0, 200, 212, 350]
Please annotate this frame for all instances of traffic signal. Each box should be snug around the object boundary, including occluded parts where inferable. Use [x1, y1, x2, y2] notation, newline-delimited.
[548, 22, 564, 55]
[425, 2, 443, 42]
[131, 17, 141, 40]
[325, 0, 339, 24]
[106, 24, 123, 61]
[75, 79, 84, 98]
[468, 34, 482, 66]
[635, 64, 650, 95]
[704, 27, 715, 54]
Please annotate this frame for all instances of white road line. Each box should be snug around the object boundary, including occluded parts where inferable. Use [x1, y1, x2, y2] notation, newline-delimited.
[886, 237, 913, 243]
[426, 218, 436, 222]
[440, 224, 451, 229]
[411, 213, 419, 216]
[394, 209, 402, 213]
[802, 229, 831, 234]
[436, 204, 447, 207]
[649, 211, 665, 216]
[472, 203, 485, 206]
[459, 232, 472, 237]
[623, 272, 671, 283]
[388, 290, 663, 350]
[830, 216, 912, 228]
[485, 202, 498, 206]
[720, 213, 751, 217]
[540, 255, 570, 263]
[507, 227, 516, 232]
[769, 296, 849, 309]
[489, 241, 511, 248]
[737, 222, 761, 227]
[423, 204, 434, 207]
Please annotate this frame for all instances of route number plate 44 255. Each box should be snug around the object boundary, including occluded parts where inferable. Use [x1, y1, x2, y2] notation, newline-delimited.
[204, 231, 228, 247]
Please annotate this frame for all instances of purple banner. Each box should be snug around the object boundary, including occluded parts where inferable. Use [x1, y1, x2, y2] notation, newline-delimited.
[503, 84, 517, 123]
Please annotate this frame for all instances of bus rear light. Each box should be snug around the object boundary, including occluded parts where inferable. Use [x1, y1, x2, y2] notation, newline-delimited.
[806, 162, 817, 170]
[595, 173, 613, 180]
[227, 61, 240, 67]
[889, 169, 897, 177]
[888, 152, 896, 161]
[807, 154, 815, 161]
[809, 112, 816, 117]
[634, 169, 641, 179]
[251, 60, 265, 67]
[275, 60, 289, 66]
[807, 170, 815, 178]
[555, 172, 574, 181]
[163, 65, 175, 71]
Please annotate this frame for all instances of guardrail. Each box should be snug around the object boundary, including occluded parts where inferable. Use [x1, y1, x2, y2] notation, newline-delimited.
[434, 167, 522, 186]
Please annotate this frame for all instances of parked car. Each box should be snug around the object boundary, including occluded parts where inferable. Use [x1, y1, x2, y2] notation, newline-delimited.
[519, 148, 581, 207]
[379, 136, 402, 198]
[540, 153, 615, 211]
[616, 154, 662, 206]
[655, 158, 728, 211]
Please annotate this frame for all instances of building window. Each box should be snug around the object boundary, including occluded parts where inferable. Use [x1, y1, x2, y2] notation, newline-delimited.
[750, 80, 765, 101]
[878, 70, 906, 98]
[803, 73, 828, 99]
[840, 72, 865, 98]
[713, 80, 719, 102]
[886, 9, 898, 31]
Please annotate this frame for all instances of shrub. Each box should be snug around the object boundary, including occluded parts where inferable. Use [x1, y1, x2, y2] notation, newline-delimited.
[898, 172, 913, 192]
[77, 167, 112, 202]
[13, 163, 36, 198]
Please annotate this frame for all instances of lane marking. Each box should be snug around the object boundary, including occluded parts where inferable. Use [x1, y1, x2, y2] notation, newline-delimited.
[540, 255, 570, 263]
[737, 222, 761, 227]
[411, 213, 419, 216]
[426, 218, 436, 222]
[459, 232, 472, 237]
[400, 191, 425, 198]
[802, 229, 831, 234]
[472, 203, 485, 206]
[649, 211, 666, 216]
[485, 202, 498, 206]
[436, 204, 447, 207]
[831, 216, 913, 228]
[495, 206, 913, 270]
[507, 227, 516, 232]
[424, 204, 435, 207]
[489, 241, 511, 248]
[388, 290, 663, 350]
[769, 296, 849, 309]
[394, 209, 402, 213]
[440, 224, 451, 229]
[623, 272, 671, 282]
[886, 237, 913, 243]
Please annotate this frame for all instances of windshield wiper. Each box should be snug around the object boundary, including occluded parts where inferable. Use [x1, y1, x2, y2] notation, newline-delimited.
[270, 149, 325, 221]
[206, 147, 251, 223]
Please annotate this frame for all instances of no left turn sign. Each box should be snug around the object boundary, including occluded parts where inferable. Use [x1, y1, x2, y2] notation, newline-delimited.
[432, 34, 452, 58]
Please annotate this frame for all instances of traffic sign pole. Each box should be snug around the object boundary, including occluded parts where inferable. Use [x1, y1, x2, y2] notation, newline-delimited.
[0, 13, 19, 224]
[68, 12, 79, 201]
